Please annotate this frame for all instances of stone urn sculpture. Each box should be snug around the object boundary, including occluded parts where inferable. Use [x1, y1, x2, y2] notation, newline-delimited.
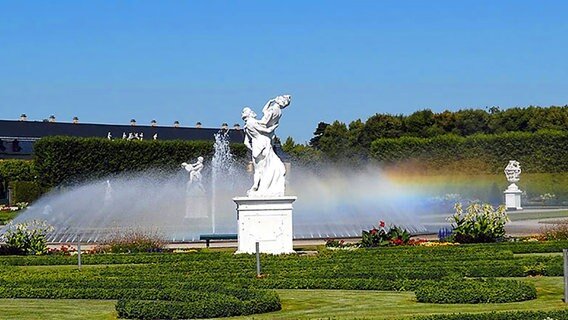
[504, 160, 523, 210]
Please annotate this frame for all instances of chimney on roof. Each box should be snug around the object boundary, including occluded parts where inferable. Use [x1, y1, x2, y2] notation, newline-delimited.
[72, 116, 79, 124]
[173, 120, 180, 128]
[130, 119, 136, 126]
[19, 114, 27, 122]
[151, 119, 157, 127]
[49, 115, 56, 123]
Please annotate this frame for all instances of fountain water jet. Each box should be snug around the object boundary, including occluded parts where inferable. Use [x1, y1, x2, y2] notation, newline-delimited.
[1, 143, 429, 243]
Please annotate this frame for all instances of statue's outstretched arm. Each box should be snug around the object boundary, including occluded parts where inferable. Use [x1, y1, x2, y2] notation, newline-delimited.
[262, 98, 276, 114]
[255, 122, 278, 134]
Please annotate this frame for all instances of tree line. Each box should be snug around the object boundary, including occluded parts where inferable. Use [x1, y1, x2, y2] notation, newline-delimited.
[283, 105, 568, 164]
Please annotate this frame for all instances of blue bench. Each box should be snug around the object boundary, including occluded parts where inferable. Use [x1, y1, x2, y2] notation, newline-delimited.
[199, 233, 238, 248]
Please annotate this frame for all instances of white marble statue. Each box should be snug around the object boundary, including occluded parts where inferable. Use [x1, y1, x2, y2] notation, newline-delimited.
[504, 160, 521, 183]
[153, 133, 158, 140]
[107, 132, 112, 140]
[259, 95, 291, 139]
[182, 157, 205, 192]
[241, 96, 289, 197]
[122, 132, 127, 139]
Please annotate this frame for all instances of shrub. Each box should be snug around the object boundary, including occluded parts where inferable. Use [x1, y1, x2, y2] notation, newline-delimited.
[92, 228, 166, 253]
[9, 181, 45, 204]
[415, 278, 537, 304]
[0, 220, 53, 255]
[361, 221, 413, 247]
[0, 160, 37, 182]
[540, 220, 568, 240]
[413, 310, 568, 320]
[115, 289, 281, 319]
[448, 202, 508, 243]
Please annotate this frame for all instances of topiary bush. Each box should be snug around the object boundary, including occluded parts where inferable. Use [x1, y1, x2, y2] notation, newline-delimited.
[115, 289, 281, 319]
[415, 278, 536, 304]
[412, 310, 568, 320]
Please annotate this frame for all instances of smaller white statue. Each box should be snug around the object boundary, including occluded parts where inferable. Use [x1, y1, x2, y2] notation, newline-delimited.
[504, 160, 521, 183]
[122, 132, 127, 139]
[107, 132, 112, 140]
[104, 180, 113, 204]
[134, 133, 140, 140]
[127, 133, 134, 140]
[182, 157, 205, 192]
[153, 133, 158, 140]
[139, 133, 144, 140]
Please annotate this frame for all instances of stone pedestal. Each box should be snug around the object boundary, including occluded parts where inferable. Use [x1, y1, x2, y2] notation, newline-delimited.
[504, 183, 522, 210]
[233, 196, 297, 254]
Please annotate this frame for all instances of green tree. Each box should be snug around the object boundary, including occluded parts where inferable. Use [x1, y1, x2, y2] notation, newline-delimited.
[454, 109, 490, 135]
[309, 122, 329, 150]
[359, 113, 404, 149]
[403, 109, 436, 137]
[319, 121, 350, 161]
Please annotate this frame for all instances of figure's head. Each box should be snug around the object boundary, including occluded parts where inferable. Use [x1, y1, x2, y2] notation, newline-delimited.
[197, 156, 204, 163]
[275, 95, 291, 109]
[241, 107, 256, 120]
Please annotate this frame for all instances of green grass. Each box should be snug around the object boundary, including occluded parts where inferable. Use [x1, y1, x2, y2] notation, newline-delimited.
[508, 210, 568, 222]
[222, 277, 567, 320]
[0, 299, 116, 320]
[0, 209, 19, 225]
[0, 277, 563, 320]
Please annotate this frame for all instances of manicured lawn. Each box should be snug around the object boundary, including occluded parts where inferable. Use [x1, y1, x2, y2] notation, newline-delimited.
[0, 299, 116, 320]
[0, 277, 564, 320]
[508, 210, 568, 222]
[0, 209, 19, 225]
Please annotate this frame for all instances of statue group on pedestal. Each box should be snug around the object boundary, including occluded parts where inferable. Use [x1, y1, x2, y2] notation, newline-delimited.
[182, 156, 205, 193]
[241, 95, 291, 197]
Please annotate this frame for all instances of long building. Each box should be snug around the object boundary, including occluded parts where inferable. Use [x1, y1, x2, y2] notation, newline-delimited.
[0, 119, 246, 160]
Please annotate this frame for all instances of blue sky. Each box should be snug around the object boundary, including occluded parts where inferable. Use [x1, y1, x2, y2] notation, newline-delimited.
[1, 1, 567, 143]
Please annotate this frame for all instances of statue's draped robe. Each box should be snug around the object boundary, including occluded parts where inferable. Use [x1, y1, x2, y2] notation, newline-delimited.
[244, 117, 286, 196]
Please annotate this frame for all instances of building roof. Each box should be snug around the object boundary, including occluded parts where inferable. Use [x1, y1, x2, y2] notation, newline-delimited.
[0, 120, 245, 142]
[0, 120, 246, 160]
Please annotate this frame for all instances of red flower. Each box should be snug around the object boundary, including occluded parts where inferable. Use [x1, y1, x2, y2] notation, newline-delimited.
[379, 220, 385, 228]
[371, 229, 377, 235]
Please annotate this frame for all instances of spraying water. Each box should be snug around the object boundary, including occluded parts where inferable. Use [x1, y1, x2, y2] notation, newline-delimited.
[2, 136, 434, 243]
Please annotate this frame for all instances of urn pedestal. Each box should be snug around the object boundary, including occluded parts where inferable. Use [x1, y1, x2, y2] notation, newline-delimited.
[504, 183, 522, 210]
[233, 196, 296, 254]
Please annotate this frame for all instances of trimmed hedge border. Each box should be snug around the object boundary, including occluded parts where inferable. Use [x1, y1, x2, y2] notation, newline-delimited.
[415, 278, 536, 304]
[371, 130, 568, 174]
[33, 136, 248, 187]
[412, 310, 568, 320]
[116, 290, 281, 320]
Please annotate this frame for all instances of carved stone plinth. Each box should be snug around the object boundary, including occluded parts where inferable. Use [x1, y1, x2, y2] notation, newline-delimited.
[233, 196, 296, 254]
[504, 183, 522, 210]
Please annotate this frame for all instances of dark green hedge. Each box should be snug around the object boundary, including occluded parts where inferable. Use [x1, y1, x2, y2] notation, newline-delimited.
[9, 181, 45, 203]
[414, 278, 536, 304]
[115, 289, 281, 319]
[0, 160, 36, 181]
[33, 136, 248, 187]
[371, 130, 568, 174]
[413, 310, 568, 320]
